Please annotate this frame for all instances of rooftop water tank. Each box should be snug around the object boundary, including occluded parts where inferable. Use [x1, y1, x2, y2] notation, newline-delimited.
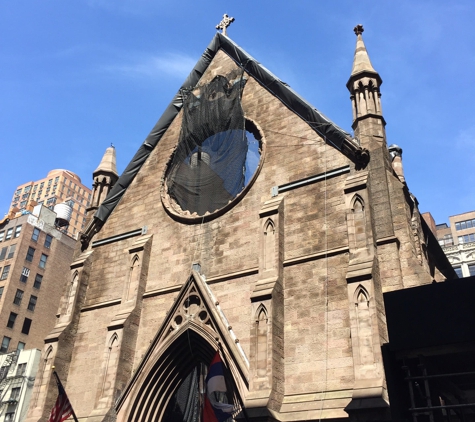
[54, 202, 73, 227]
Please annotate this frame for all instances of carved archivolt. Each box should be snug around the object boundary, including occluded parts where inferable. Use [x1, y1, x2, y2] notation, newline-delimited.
[354, 284, 370, 305]
[351, 194, 365, 213]
[65, 271, 79, 316]
[264, 219, 276, 271]
[255, 304, 268, 377]
[32, 345, 54, 408]
[165, 286, 213, 340]
[125, 254, 140, 302]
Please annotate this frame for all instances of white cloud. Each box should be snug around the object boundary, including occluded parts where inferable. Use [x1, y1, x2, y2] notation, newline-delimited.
[103, 52, 196, 80]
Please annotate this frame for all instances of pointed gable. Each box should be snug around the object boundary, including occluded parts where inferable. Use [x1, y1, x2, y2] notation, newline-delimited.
[86, 33, 368, 240]
[115, 271, 249, 420]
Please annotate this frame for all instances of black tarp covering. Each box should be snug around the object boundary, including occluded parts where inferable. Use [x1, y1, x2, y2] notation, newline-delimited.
[95, 33, 352, 223]
[167, 71, 248, 216]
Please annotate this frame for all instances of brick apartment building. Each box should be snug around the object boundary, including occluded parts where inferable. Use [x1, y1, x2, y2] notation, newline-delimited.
[9, 169, 92, 239]
[26, 25, 459, 422]
[0, 205, 75, 354]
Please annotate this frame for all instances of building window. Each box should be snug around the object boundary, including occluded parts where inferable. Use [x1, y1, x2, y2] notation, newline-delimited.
[33, 185, 37, 193]
[27, 295, 37, 311]
[20, 201, 27, 209]
[44, 234, 53, 249]
[26, 247, 35, 262]
[6, 312, 17, 329]
[24, 186, 31, 193]
[455, 219, 475, 231]
[22, 193, 29, 200]
[5, 228, 13, 241]
[21, 318, 32, 335]
[7, 244, 16, 260]
[0, 231, 4, 242]
[0, 247, 7, 261]
[33, 274, 43, 289]
[39, 254, 48, 269]
[15, 189, 22, 196]
[0, 287, 4, 300]
[469, 264, 475, 277]
[40, 182, 44, 189]
[454, 266, 463, 278]
[4, 413, 14, 422]
[16, 363, 26, 376]
[0, 337, 10, 353]
[458, 233, 475, 244]
[31, 228, 40, 242]
[10, 387, 20, 401]
[0, 266, 10, 281]
[17, 342, 25, 353]
[20, 267, 30, 283]
[13, 226, 21, 238]
[13, 289, 23, 305]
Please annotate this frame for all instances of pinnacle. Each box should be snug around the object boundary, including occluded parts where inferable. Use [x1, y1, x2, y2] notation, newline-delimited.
[350, 24, 377, 76]
[94, 146, 118, 177]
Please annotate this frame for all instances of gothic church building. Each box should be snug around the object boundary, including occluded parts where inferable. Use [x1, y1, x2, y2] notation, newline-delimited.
[26, 25, 454, 422]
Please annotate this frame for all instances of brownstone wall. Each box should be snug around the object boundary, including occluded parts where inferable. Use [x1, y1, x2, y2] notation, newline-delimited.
[28, 49, 452, 422]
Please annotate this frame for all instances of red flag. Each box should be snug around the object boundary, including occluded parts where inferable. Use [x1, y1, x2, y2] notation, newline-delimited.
[47, 382, 73, 422]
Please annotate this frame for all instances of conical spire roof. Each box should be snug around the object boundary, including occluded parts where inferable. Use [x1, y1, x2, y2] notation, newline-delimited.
[94, 145, 118, 177]
[350, 24, 377, 76]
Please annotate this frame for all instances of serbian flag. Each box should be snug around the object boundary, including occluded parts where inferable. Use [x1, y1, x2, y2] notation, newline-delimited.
[203, 352, 234, 422]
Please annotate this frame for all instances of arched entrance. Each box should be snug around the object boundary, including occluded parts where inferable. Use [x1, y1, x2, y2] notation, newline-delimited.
[128, 330, 216, 422]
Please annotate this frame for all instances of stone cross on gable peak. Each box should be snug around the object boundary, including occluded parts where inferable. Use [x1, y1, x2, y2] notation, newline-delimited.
[216, 14, 235, 36]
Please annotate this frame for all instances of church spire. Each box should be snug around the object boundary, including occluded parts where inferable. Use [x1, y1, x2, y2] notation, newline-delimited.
[350, 24, 377, 76]
[88, 145, 119, 213]
[94, 144, 118, 177]
[347, 25, 384, 132]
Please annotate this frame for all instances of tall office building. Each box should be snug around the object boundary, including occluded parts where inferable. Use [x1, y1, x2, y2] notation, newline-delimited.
[423, 210, 475, 277]
[0, 205, 76, 354]
[9, 169, 92, 238]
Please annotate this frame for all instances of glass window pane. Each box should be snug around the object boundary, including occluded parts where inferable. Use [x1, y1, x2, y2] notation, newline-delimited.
[39, 254, 48, 269]
[31, 228, 40, 242]
[0, 266, 10, 281]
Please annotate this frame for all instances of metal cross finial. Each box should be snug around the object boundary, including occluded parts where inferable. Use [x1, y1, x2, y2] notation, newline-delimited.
[354, 24, 364, 36]
[216, 14, 235, 36]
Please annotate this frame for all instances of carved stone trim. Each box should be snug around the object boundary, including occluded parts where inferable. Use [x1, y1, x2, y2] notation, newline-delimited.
[344, 171, 368, 193]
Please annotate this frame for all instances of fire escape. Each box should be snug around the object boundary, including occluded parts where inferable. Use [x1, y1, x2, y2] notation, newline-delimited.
[0, 351, 30, 422]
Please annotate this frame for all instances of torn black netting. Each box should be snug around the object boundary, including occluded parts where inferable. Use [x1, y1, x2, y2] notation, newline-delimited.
[166, 70, 248, 216]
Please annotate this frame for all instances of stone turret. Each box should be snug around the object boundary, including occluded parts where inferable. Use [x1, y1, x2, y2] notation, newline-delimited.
[87, 145, 119, 214]
[347, 25, 386, 152]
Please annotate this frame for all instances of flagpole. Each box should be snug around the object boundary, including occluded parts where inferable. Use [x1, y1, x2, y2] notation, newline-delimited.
[216, 342, 250, 422]
[52, 368, 79, 422]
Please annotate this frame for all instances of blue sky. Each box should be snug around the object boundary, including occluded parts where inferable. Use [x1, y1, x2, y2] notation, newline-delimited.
[1, 0, 474, 225]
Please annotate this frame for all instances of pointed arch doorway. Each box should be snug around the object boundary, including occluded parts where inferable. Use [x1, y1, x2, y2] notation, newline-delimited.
[116, 273, 249, 422]
[127, 328, 216, 422]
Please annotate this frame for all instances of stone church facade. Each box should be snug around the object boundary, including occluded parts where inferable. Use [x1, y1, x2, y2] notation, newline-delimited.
[26, 25, 454, 422]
